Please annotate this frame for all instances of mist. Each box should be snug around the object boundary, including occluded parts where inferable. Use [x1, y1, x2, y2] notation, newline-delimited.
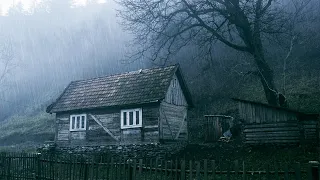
[0, 0, 149, 120]
[0, 0, 319, 128]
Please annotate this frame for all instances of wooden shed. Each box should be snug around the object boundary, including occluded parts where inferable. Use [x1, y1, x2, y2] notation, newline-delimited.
[46, 65, 193, 146]
[233, 98, 319, 145]
[204, 115, 233, 142]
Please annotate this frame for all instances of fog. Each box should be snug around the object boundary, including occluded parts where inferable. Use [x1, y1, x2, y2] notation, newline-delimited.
[0, 0, 147, 119]
[0, 0, 320, 122]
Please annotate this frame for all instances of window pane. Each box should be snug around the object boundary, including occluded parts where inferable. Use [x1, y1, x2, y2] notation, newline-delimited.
[81, 116, 85, 129]
[123, 112, 127, 125]
[136, 111, 140, 125]
[76, 116, 80, 129]
[129, 112, 133, 125]
[72, 117, 75, 129]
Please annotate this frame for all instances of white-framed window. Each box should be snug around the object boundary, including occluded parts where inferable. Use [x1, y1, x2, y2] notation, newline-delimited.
[121, 108, 142, 129]
[70, 114, 87, 131]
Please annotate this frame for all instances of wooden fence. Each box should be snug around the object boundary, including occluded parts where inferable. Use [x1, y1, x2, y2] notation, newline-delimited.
[0, 152, 319, 180]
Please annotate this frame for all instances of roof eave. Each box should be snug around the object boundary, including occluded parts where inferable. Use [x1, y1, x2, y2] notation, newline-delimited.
[49, 100, 162, 114]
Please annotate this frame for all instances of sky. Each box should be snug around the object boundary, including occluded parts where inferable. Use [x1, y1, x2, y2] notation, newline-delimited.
[0, 0, 106, 15]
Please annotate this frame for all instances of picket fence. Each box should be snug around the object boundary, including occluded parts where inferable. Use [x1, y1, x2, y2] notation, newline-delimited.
[0, 152, 319, 180]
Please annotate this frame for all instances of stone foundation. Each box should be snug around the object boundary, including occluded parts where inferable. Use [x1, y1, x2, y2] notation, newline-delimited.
[38, 142, 188, 160]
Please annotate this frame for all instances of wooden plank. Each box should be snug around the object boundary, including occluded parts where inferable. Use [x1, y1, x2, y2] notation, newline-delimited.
[160, 107, 175, 140]
[181, 160, 186, 180]
[204, 159, 208, 180]
[89, 114, 119, 141]
[189, 160, 193, 180]
[234, 160, 239, 175]
[295, 163, 301, 180]
[245, 122, 298, 129]
[274, 162, 279, 180]
[245, 136, 300, 140]
[284, 164, 289, 180]
[175, 160, 178, 180]
[196, 161, 200, 180]
[238, 102, 242, 120]
[244, 127, 299, 133]
[245, 132, 299, 138]
[242, 161, 246, 180]
[245, 139, 299, 144]
[175, 110, 187, 139]
[133, 159, 137, 180]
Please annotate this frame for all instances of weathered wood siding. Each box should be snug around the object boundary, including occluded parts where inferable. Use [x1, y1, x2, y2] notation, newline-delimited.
[142, 105, 160, 143]
[205, 115, 233, 142]
[160, 102, 188, 141]
[160, 73, 188, 141]
[244, 122, 300, 144]
[55, 105, 160, 146]
[237, 101, 319, 145]
[238, 101, 298, 124]
[301, 120, 319, 142]
[164, 74, 188, 106]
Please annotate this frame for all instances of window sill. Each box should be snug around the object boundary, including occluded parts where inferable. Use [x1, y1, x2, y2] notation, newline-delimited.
[121, 125, 142, 130]
[70, 129, 86, 132]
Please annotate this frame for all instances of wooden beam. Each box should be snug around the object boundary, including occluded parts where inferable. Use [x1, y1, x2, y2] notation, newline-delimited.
[175, 109, 187, 140]
[89, 114, 119, 141]
[160, 107, 175, 140]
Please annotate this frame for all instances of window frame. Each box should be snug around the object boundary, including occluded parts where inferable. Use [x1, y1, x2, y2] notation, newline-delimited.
[69, 114, 87, 131]
[120, 108, 142, 129]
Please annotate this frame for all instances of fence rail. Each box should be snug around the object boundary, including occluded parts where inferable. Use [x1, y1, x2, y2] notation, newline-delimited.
[0, 152, 319, 180]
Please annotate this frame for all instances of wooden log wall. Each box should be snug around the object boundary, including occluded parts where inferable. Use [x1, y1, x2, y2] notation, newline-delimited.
[238, 101, 297, 124]
[237, 100, 319, 145]
[301, 120, 319, 143]
[55, 105, 161, 146]
[244, 122, 300, 144]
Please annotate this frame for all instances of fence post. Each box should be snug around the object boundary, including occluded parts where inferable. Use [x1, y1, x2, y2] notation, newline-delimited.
[308, 161, 319, 180]
[181, 160, 186, 180]
[294, 162, 301, 180]
[128, 161, 133, 180]
[0, 152, 5, 179]
[36, 154, 41, 180]
[6, 157, 11, 180]
[204, 159, 208, 180]
[84, 163, 89, 180]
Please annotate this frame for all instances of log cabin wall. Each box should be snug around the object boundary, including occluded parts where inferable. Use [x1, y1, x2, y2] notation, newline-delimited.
[238, 101, 298, 124]
[237, 100, 319, 145]
[160, 74, 188, 141]
[55, 105, 161, 147]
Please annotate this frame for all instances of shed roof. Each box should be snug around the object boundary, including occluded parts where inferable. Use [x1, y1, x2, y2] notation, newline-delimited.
[47, 65, 193, 113]
[232, 98, 319, 118]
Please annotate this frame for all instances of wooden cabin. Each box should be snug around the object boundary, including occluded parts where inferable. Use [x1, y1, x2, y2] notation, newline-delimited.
[46, 65, 193, 146]
[233, 98, 319, 145]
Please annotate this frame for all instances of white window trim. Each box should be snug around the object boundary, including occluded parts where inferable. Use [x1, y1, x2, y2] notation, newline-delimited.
[120, 108, 142, 129]
[69, 114, 87, 131]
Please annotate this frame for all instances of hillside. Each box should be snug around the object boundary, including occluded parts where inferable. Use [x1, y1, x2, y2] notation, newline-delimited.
[0, 112, 55, 152]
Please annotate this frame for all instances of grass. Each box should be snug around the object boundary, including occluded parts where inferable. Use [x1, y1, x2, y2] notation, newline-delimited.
[0, 111, 55, 152]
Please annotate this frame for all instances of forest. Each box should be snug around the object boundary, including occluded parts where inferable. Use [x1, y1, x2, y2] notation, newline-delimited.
[0, 0, 319, 149]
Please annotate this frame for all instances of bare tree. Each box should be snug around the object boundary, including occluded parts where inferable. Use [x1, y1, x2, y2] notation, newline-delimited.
[0, 37, 15, 91]
[118, 0, 311, 106]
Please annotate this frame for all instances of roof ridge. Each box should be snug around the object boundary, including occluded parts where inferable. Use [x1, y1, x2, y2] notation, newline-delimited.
[72, 64, 178, 83]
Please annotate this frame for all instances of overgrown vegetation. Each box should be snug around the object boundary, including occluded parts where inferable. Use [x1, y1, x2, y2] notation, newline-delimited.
[0, 112, 55, 152]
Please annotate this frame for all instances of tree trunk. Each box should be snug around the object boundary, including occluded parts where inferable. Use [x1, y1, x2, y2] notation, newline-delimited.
[250, 0, 280, 106]
[253, 51, 279, 106]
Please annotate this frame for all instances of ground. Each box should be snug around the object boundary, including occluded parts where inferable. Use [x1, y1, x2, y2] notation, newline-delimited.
[170, 138, 319, 171]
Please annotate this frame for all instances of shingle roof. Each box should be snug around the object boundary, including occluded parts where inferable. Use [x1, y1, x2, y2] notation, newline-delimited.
[47, 65, 192, 113]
